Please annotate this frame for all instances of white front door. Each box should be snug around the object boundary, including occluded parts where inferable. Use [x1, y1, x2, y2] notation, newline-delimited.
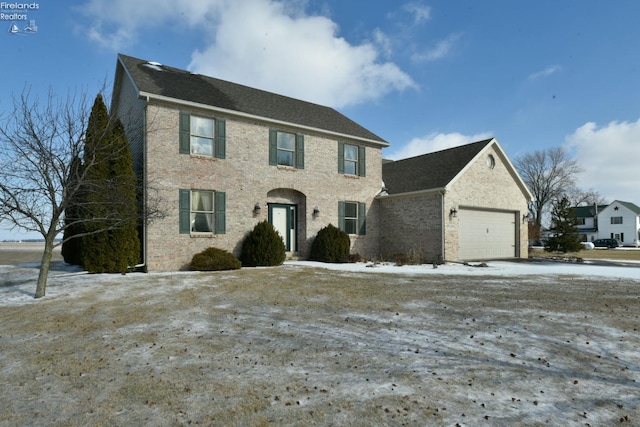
[269, 204, 297, 252]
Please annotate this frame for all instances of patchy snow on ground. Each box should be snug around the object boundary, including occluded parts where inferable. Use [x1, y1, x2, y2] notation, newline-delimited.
[1, 258, 639, 426]
[287, 259, 640, 279]
[1, 258, 639, 305]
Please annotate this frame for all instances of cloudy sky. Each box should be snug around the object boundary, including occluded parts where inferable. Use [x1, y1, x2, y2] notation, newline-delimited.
[1, 0, 639, 240]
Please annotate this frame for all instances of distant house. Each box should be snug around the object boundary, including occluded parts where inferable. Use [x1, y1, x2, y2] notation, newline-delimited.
[597, 201, 640, 246]
[111, 54, 532, 271]
[574, 204, 607, 242]
[379, 139, 532, 261]
[574, 201, 640, 246]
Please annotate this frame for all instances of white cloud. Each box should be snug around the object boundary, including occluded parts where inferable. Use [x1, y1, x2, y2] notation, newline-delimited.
[76, 0, 216, 50]
[403, 2, 432, 25]
[76, 0, 416, 108]
[528, 65, 562, 80]
[386, 131, 493, 160]
[411, 32, 463, 63]
[565, 119, 640, 204]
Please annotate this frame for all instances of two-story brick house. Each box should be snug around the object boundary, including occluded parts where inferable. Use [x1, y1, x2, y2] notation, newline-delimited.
[112, 54, 532, 271]
[111, 54, 386, 270]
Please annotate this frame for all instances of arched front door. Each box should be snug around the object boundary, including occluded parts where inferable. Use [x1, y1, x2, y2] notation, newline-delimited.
[268, 203, 297, 252]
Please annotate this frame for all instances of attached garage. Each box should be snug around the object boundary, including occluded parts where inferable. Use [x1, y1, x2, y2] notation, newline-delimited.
[381, 139, 532, 263]
[458, 208, 518, 260]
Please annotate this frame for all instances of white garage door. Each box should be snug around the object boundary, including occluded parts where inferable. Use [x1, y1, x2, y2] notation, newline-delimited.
[458, 209, 516, 260]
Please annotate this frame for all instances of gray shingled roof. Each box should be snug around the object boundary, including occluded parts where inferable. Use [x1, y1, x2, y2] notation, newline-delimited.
[616, 201, 640, 214]
[117, 54, 387, 145]
[572, 205, 608, 218]
[382, 139, 493, 194]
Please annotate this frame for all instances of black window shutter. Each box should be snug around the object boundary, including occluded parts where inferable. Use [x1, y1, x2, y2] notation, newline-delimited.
[215, 192, 226, 234]
[179, 112, 190, 154]
[269, 130, 277, 165]
[358, 146, 366, 177]
[338, 141, 345, 174]
[215, 119, 226, 159]
[338, 201, 345, 232]
[179, 189, 190, 233]
[296, 134, 304, 169]
[358, 202, 366, 235]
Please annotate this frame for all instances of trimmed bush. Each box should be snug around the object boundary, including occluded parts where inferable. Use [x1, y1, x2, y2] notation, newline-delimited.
[240, 221, 286, 267]
[191, 247, 241, 271]
[309, 224, 351, 263]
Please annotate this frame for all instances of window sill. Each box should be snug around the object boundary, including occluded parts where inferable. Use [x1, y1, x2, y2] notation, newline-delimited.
[276, 165, 298, 171]
[190, 233, 215, 238]
[342, 174, 360, 179]
[190, 154, 218, 160]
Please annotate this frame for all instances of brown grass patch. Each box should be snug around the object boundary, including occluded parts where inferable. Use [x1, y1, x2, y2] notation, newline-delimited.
[530, 247, 640, 261]
[1, 265, 639, 425]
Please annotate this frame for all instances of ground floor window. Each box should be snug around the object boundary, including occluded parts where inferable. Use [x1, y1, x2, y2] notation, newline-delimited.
[179, 189, 226, 234]
[338, 201, 366, 235]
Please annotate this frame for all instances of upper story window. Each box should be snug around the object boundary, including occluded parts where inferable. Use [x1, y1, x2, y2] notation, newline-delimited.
[276, 132, 295, 166]
[269, 130, 304, 169]
[190, 116, 214, 156]
[576, 217, 586, 226]
[338, 141, 366, 177]
[611, 216, 623, 225]
[179, 112, 226, 159]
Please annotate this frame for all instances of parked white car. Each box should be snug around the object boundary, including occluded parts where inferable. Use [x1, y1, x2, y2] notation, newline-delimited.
[581, 241, 595, 250]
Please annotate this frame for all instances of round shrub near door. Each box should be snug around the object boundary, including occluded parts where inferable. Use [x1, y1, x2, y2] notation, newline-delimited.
[191, 247, 241, 271]
[309, 224, 350, 263]
[240, 221, 286, 267]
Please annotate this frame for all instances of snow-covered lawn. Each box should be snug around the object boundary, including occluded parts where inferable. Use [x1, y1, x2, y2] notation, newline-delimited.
[1, 259, 639, 426]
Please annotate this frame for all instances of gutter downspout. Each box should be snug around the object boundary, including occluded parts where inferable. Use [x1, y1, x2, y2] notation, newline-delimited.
[441, 190, 446, 263]
[134, 96, 149, 271]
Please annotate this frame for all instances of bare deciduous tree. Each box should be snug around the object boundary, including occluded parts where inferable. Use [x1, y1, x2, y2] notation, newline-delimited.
[0, 88, 163, 298]
[565, 187, 608, 207]
[514, 147, 582, 229]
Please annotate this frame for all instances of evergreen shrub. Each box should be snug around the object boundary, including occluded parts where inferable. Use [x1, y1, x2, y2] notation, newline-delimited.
[191, 247, 241, 271]
[309, 224, 351, 263]
[240, 221, 286, 267]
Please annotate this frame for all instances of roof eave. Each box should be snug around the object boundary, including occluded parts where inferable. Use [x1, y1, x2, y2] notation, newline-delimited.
[377, 187, 447, 200]
[139, 91, 390, 148]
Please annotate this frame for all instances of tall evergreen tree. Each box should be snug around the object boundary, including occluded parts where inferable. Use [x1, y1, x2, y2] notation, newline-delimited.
[81, 95, 140, 273]
[105, 119, 140, 272]
[544, 196, 583, 253]
[81, 94, 112, 273]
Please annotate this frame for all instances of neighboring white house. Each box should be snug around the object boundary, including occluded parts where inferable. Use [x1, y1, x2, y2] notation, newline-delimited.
[574, 204, 607, 242]
[597, 201, 640, 246]
[574, 201, 640, 246]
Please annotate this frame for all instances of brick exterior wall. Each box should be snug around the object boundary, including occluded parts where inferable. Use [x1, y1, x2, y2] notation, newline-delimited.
[378, 144, 529, 262]
[378, 191, 443, 263]
[444, 146, 529, 260]
[119, 99, 384, 271]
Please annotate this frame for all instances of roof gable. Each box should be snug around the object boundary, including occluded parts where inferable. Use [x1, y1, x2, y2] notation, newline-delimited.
[115, 54, 387, 146]
[382, 139, 494, 194]
[382, 138, 532, 200]
[600, 200, 640, 215]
